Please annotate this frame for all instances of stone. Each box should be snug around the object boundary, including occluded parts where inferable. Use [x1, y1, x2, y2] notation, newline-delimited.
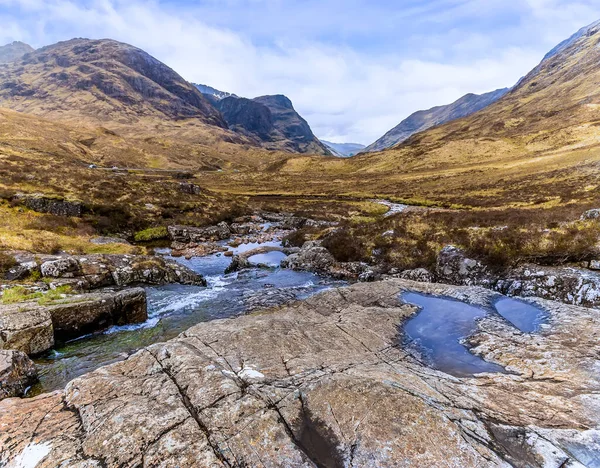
[0, 306, 54, 355]
[581, 208, 600, 220]
[45, 288, 147, 341]
[12, 193, 84, 217]
[281, 241, 335, 273]
[1, 280, 598, 466]
[0, 350, 37, 400]
[399, 268, 435, 282]
[435, 245, 490, 286]
[40, 257, 80, 278]
[178, 182, 203, 195]
[168, 223, 231, 243]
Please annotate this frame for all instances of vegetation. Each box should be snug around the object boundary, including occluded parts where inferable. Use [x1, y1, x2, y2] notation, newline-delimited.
[134, 226, 168, 242]
[321, 207, 600, 272]
[1, 285, 74, 305]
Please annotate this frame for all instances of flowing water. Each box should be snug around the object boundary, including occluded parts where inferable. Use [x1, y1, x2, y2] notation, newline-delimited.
[400, 292, 548, 377]
[33, 237, 345, 392]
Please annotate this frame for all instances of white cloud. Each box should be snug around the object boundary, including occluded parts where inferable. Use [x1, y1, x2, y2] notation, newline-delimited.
[0, 0, 599, 144]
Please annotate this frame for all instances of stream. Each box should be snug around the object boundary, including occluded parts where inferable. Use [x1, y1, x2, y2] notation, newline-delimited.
[33, 236, 345, 393]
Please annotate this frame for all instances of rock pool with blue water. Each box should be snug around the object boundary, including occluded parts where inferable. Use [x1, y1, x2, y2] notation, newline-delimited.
[494, 296, 549, 333]
[33, 239, 344, 392]
[400, 292, 506, 377]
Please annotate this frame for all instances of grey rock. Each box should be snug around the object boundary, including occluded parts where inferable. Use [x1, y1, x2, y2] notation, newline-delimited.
[281, 241, 335, 273]
[0, 350, 37, 400]
[435, 245, 490, 286]
[581, 208, 600, 220]
[13, 193, 84, 217]
[40, 257, 81, 278]
[399, 268, 435, 283]
[0, 306, 54, 355]
[168, 222, 231, 243]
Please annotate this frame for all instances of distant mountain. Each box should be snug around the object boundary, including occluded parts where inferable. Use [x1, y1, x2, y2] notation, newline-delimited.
[193, 83, 236, 102]
[0, 41, 34, 64]
[363, 88, 509, 153]
[198, 85, 330, 155]
[0, 38, 226, 127]
[322, 141, 365, 157]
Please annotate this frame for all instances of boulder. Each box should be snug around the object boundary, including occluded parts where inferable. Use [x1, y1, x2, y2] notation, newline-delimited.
[46, 288, 147, 341]
[1, 280, 599, 466]
[0, 307, 54, 355]
[0, 350, 37, 400]
[168, 222, 231, 243]
[435, 245, 490, 286]
[581, 208, 600, 220]
[12, 193, 83, 217]
[399, 268, 435, 283]
[40, 257, 81, 278]
[4, 261, 38, 281]
[178, 182, 203, 195]
[281, 241, 335, 273]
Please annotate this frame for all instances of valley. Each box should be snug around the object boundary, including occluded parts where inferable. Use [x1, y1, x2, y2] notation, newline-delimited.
[1, 14, 600, 468]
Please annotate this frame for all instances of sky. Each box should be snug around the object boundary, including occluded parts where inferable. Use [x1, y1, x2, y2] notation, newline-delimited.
[1, 0, 600, 145]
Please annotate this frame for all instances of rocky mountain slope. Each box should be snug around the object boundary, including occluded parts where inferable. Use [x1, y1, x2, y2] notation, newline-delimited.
[322, 140, 365, 157]
[363, 87, 509, 152]
[0, 41, 34, 63]
[0, 38, 226, 127]
[196, 84, 331, 155]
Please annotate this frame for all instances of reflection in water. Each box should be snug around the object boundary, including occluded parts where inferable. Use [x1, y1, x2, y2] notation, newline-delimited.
[400, 292, 506, 377]
[494, 297, 548, 333]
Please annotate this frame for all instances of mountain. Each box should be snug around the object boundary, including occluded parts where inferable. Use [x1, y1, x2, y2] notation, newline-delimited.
[0, 41, 34, 63]
[363, 88, 509, 152]
[193, 83, 236, 102]
[205, 19, 600, 212]
[197, 86, 331, 155]
[0, 38, 226, 127]
[322, 141, 366, 157]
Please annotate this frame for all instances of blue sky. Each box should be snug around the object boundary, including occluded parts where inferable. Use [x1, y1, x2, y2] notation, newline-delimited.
[1, 0, 599, 144]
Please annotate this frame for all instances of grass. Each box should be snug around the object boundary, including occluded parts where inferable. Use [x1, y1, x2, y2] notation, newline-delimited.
[134, 226, 169, 242]
[319, 207, 600, 272]
[2, 285, 75, 305]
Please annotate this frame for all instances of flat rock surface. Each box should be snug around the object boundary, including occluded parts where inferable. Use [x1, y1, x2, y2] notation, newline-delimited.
[1, 280, 599, 467]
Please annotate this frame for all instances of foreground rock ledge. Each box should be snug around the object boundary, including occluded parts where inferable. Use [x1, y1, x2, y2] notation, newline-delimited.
[1, 280, 599, 467]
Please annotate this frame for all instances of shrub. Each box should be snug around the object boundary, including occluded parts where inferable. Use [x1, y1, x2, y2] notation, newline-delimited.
[0, 252, 17, 276]
[134, 226, 169, 242]
[321, 229, 367, 263]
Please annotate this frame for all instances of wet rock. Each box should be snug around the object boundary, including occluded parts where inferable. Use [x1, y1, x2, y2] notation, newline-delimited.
[8, 253, 206, 289]
[1, 280, 598, 466]
[0, 350, 37, 400]
[435, 245, 490, 286]
[12, 193, 84, 217]
[0, 306, 54, 355]
[493, 265, 600, 308]
[225, 246, 295, 274]
[1, 288, 147, 344]
[168, 222, 231, 243]
[243, 288, 298, 311]
[47, 288, 147, 341]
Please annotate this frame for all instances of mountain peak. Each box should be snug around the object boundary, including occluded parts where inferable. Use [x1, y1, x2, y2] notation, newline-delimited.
[0, 38, 225, 127]
[0, 41, 34, 64]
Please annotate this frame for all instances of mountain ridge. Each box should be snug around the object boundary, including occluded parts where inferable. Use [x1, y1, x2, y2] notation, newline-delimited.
[363, 87, 510, 152]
